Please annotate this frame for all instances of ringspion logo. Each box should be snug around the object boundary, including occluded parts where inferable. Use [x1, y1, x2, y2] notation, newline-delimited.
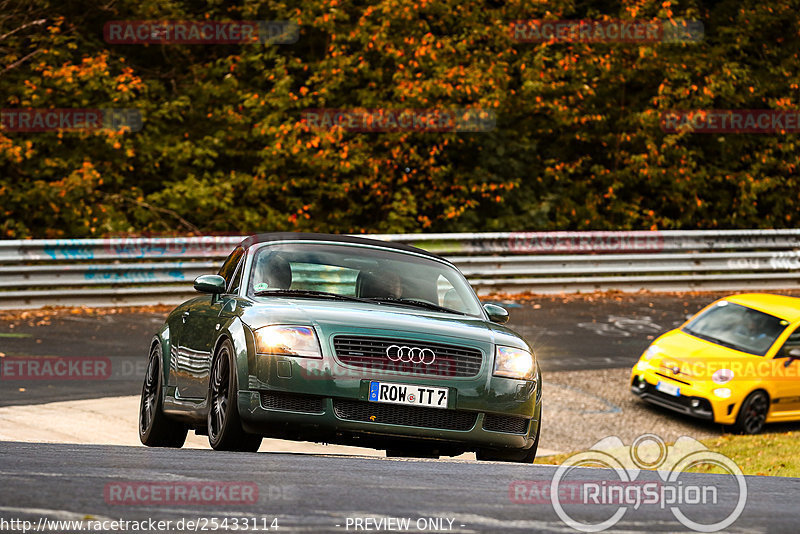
[525, 434, 747, 532]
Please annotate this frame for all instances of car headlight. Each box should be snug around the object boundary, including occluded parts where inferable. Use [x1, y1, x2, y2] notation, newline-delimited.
[712, 368, 734, 385]
[254, 325, 321, 359]
[642, 345, 660, 361]
[494, 345, 537, 381]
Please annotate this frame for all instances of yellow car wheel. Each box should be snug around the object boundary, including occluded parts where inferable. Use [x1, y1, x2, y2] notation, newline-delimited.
[730, 390, 769, 434]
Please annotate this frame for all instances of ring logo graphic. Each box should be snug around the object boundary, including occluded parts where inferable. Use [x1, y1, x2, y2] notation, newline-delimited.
[550, 434, 747, 532]
[386, 345, 436, 365]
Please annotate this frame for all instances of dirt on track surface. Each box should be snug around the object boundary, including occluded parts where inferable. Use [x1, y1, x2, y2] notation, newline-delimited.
[542, 367, 724, 453]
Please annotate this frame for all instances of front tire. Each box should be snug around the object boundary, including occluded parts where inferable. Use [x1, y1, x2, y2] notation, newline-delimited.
[730, 390, 769, 434]
[139, 343, 188, 447]
[207, 339, 262, 452]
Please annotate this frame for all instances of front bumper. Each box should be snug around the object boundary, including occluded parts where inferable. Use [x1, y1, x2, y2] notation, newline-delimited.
[238, 353, 540, 452]
[630, 370, 740, 424]
[238, 391, 540, 452]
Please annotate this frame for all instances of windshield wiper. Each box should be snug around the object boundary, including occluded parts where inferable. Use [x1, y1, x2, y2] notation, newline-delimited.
[366, 296, 466, 315]
[254, 290, 467, 315]
[253, 289, 374, 304]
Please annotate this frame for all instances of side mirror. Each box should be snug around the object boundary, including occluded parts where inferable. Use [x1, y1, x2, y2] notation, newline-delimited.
[483, 303, 509, 324]
[194, 274, 226, 294]
[776, 347, 800, 367]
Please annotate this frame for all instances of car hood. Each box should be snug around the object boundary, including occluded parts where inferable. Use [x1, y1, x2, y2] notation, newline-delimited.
[646, 328, 760, 380]
[240, 297, 528, 350]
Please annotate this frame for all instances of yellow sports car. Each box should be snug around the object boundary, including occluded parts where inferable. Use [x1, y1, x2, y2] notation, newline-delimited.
[631, 293, 800, 434]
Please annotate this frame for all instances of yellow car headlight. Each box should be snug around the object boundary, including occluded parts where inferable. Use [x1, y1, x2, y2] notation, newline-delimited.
[493, 345, 537, 381]
[642, 345, 660, 361]
[254, 325, 321, 359]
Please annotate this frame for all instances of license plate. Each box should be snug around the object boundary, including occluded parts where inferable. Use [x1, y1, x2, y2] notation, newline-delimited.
[656, 381, 681, 397]
[368, 381, 448, 409]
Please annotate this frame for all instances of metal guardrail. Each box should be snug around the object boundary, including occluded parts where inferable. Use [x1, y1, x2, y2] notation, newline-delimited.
[0, 230, 799, 309]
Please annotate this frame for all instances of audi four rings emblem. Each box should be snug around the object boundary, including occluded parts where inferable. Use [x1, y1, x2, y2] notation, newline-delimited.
[386, 345, 436, 365]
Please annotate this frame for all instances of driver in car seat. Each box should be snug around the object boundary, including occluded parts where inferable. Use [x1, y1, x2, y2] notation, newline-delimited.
[384, 271, 403, 299]
[253, 253, 292, 291]
[358, 270, 403, 299]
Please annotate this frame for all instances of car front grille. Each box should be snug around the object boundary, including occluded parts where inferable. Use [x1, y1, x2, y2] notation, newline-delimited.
[631, 380, 714, 420]
[332, 399, 477, 431]
[656, 371, 692, 386]
[333, 335, 483, 377]
[483, 414, 530, 434]
[259, 391, 324, 414]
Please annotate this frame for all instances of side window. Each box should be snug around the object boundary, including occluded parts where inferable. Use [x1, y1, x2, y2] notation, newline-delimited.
[779, 327, 800, 358]
[218, 247, 244, 287]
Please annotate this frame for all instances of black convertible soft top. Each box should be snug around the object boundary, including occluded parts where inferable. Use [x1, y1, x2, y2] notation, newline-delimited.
[238, 232, 446, 262]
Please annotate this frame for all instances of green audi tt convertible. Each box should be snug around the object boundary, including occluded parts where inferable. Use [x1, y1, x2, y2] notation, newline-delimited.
[139, 233, 542, 462]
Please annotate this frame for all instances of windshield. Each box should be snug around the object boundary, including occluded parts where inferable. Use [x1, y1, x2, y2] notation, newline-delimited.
[246, 242, 483, 317]
[682, 301, 788, 356]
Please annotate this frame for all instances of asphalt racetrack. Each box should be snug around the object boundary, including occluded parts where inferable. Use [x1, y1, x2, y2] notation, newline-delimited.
[2, 292, 799, 532]
[2, 440, 797, 533]
[0, 293, 711, 406]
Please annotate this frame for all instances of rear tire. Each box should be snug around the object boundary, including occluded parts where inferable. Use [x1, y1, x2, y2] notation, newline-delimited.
[208, 339, 263, 452]
[139, 343, 188, 447]
[730, 390, 769, 435]
[476, 415, 540, 463]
